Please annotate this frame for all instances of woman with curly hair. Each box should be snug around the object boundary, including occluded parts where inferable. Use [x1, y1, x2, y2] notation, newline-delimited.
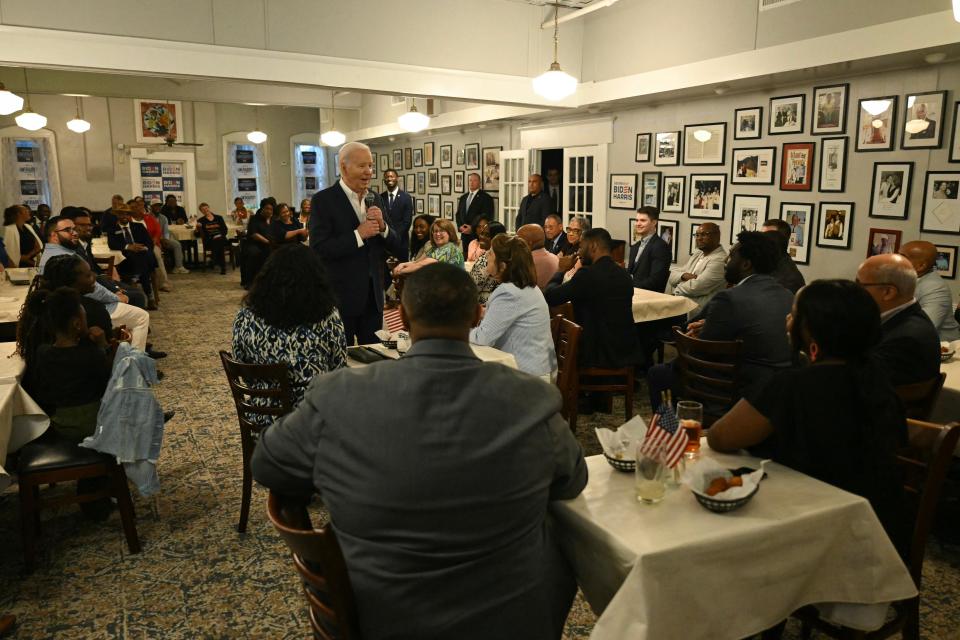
[392, 218, 463, 275]
[232, 243, 347, 422]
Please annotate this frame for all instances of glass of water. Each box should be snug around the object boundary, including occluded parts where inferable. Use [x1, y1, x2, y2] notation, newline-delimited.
[635, 444, 666, 504]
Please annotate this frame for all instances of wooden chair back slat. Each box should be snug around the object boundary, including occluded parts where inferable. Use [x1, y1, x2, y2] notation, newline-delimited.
[553, 317, 582, 428]
[550, 301, 574, 320]
[895, 372, 946, 421]
[219, 350, 294, 435]
[672, 327, 743, 422]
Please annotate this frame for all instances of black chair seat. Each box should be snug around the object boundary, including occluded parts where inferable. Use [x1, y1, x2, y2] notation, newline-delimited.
[18, 435, 109, 473]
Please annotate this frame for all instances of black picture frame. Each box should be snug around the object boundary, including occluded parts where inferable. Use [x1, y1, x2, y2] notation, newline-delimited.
[423, 142, 435, 166]
[392, 149, 402, 170]
[818, 136, 848, 193]
[661, 175, 686, 213]
[441, 174, 452, 196]
[640, 171, 661, 210]
[635, 133, 651, 162]
[404, 147, 412, 170]
[935, 244, 958, 280]
[440, 144, 453, 169]
[415, 198, 424, 214]
[609, 173, 639, 210]
[653, 131, 681, 166]
[868, 161, 913, 219]
[901, 90, 948, 150]
[417, 172, 425, 194]
[769, 94, 806, 135]
[816, 202, 855, 249]
[454, 170, 465, 192]
[920, 171, 960, 236]
[683, 122, 727, 166]
[811, 83, 849, 136]
[779, 202, 814, 265]
[689, 223, 701, 256]
[734, 107, 763, 140]
[731, 146, 777, 185]
[413, 148, 423, 167]
[428, 168, 439, 188]
[730, 194, 770, 238]
[855, 96, 898, 152]
[657, 219, 679, 264]
[688, 173, 727, 219]
[464, 143, 480, 170]
[950, 102, 960, 163]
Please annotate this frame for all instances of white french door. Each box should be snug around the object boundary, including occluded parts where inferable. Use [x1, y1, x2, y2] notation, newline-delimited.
[563, 145, 606, 231]
[499, 150, 528, 232]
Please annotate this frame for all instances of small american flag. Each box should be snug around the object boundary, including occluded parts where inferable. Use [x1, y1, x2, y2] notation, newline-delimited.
[382, 307, 405, 333]
[639, 404, 687, 469]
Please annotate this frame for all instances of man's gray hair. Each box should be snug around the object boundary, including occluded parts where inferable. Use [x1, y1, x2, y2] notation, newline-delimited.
[875, 258, 917, 298]
[339, 141, 371, 166]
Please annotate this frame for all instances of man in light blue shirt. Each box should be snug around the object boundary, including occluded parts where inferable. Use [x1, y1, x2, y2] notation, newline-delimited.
[900, 240, 960, 341]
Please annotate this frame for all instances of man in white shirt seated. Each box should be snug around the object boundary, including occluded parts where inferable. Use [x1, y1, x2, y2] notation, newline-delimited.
[667, 222, 726, 317]
[899, 240, 960, 341]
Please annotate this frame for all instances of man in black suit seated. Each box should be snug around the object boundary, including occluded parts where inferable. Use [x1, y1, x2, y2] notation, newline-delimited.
[456, 172, 494, 253]
[515, 174, 552, 230]
[761, 218, 806, 294]
[544, 214, 569, 255]
[627, 206, 671, 292]
[107, 205, 157, 308]
[647, 231, 794, 410]
[545, 228, 642, 369]
[380, 169, 414, 261]
[310, 141, 401, 345]
[857, 253, 940, 386]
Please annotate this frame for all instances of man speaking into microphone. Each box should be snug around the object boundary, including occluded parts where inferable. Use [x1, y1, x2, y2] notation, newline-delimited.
[310, 141, 401, 345]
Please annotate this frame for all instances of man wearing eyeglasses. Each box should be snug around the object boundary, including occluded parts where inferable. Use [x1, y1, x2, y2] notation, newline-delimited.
[857, 254, 940, 386]
[667, 222, 726, 317]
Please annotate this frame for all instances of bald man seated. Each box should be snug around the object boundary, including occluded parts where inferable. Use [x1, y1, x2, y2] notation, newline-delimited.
[857, 254, 941, 386]
[517, 223, 559, 289]
[899, 240, 960, 341]
[667, 222, 727, 317]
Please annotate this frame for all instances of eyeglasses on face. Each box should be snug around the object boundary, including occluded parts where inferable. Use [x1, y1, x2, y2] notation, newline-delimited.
[566, 227, 582, 234]
[56, 227, 78, 234]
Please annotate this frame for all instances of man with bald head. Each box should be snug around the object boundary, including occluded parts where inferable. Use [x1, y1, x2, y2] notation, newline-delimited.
[667, 222, 726, 316]
[899, 240, 960, 341]
[857, 254, 940, 386]
[310, 141, 401, 344]
[515, 174, 552, 230]
[517, 223, 559, 289]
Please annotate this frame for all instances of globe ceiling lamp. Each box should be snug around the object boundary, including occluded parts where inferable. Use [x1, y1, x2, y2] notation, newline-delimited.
[0, 82, 24, 116]
[320, 92, 346, 147]
[247, 105, 267, 144]
[14, 70, 46, 131]
[66, 96, 91, 133]
[532, 3, 578, 101]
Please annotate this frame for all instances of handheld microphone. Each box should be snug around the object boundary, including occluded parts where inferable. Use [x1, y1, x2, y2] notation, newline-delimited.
[364, 190, 377, 210]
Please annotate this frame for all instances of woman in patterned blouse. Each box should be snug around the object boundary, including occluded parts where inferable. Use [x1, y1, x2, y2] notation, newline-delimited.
[469, 221, 506, 305]
[232, 243, 347, 423]
[392, 218, 463, 275]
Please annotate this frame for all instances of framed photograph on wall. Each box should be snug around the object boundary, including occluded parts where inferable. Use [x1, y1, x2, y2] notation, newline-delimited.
[902, 90, 947, 150]
[818, 136, 848, 193]
[869, 161, 913, 219]
[134, 98, 182, 143]
[371, 156, 378, 180]
[689, 223, 702, 256]
[404, 174, 414, 193]
[464, 143, 479, 170]
[658, 219, 679, 263]
[780, 142, 815, 191]
[440, 144, 453, 168]
[689, 174, 726, 219]
[417, 172, 426, 194]
[654, 131, 681, 166]
[641, 171, 661, 209]
[609, 173, 638, 210]
[683, 122, 727, 165]
[779, 202, 814, 264]
[393, 149, 403, 170]
[734, 107, 762, 140]
[443, 201, 454, 220]
[428, 168, 439, 188]
[812, 84, 848, 135]
[730, 194, 770, 237]
[379, 154, 389, 171]
[636, 133, 651, 162]
[921, 171, 960, 235]
[423, 142, 435, 166]
[731, 147, 776, 185]
[404, 147, 412, 170]
[951, 102, 960, 163]
[456, 148, 465, 165]
[482, 146, 501, 191]
[816, 202, 855, 249]
[866, 228, 902, 258]
[415, 198, 424, 214]
[441, 174, 452, 195]
[454, 170, 465, 192]
[935, 245, 958, 280]
[769, 94, 805, 135]
[856, 96, 897, 152]
[427, 193, 440, 216]
[413, 148, 423, 167]
[662, 175, 685, 213]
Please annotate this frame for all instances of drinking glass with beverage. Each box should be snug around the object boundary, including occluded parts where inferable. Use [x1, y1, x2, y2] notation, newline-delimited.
[676, 400, 704, 459]
[635, 444, 666, 504]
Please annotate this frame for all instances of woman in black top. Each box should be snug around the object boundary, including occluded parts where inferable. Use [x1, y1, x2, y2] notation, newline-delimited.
[43, 254, 115, 336]
[408, 214, 436, 260]
[195, 202, 229, 274]
[708, 280, 907, 552]
[269, 202, 307, 245]
[242, 202, 273, 288]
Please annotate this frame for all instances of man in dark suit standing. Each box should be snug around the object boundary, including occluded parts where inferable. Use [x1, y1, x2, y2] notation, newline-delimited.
[857, 253, 940, 386]
[544, 214, 569, 255]
[456, 172, 494, 252]
[546, 168, 562, 215]
[627, 206, 671, 292]
[310, 142, 401, 345]
[380, 169, 414, 260]
[515, 174, 552, 230]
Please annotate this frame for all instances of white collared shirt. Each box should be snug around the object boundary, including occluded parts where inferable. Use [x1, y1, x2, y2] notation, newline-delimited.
[881, 298, 918, 323]
[339, 178, 389, 247]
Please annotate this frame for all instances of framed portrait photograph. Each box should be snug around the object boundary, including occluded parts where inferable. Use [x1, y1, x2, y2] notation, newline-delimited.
[769, 94, 805, 135]
[658, 219, 679, 263]
[134, 98, 181, 143]
[454, 170, 465, 193]
[683, 122, 727, 165]
[443, 201, 454, 220]
[866, 227, 902, 258]
[440, 144, 453, 168]
[427, 193, 440, 216]
[869, 162, 913, 219]
[441, 174, 452, 195]
[779, 202, 814, 264]
[413, 148, 423, 167]
[417, 172, 426, 194]
[609, 173, 638, 210]
[731, 194, 770, 237]
[902, 90, 947, 150]
[428, 168, 439, 188]
[934, 244, 958, 280]
[464, 143, 480, 170]
[779, 142, 815, 191]
[641, 171, 661, 209]
[734, 107, 762, 140]
[654, 131, 681, 166]
[423, 142, 435, 166]
[731, 147, 776, 185]
[816, 202, 855, 250]
[856, 96, 897, 152]
[404, 174, 414, 193]
[818, 136, 848, 193]
[812, 84, 848, 135]
[689, 174, 727, 219]
[371, 155, 378, 180]
[661, 175, 686, 213]
[689, 223, 702, 256]
[403, 147, 412, 170]
[921, 171, 960, 235]
[456, 148, 465, 165]
[951, 102, 960, 163]
[393, 149, 403, 170]
[636, 133, 651, 162]
[482, 146, 502, 191]
[379, 154, 389, 171]
[415, 198, 424, 214]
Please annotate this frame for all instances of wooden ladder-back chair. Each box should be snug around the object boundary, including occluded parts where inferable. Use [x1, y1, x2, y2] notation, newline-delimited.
[672, 326, 743, 428]
[895, 372, 946, 421]
[552, 316, 582, 432]
[219, 351, 294, 533]
[267, 492, 363, 640]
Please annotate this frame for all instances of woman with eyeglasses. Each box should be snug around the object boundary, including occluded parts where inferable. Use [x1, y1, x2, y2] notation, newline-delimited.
[392, 219, 463, 275]
[468, 221, 507, 304]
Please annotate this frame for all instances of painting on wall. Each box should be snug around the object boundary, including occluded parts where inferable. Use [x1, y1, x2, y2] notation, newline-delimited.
[134, 99, 182, 143]
[730, 194, 770, 237]
[935, 245, 957, 280]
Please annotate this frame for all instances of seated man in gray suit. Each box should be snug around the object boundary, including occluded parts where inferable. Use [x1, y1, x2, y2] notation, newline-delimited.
[667, 222, 727, 317]
[900, 240, 960, 342]
[251, 263, 587, 640]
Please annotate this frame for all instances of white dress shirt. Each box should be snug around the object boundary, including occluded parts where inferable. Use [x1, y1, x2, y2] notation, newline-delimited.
[339, 179, 389, 247]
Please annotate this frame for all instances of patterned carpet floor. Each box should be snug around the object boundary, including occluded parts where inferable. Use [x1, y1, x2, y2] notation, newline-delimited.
[0, 268, 958, 638]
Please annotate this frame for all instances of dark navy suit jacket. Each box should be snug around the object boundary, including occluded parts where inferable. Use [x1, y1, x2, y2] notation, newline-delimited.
[380, 189, 414, 260]
[627, 233, 671, 292]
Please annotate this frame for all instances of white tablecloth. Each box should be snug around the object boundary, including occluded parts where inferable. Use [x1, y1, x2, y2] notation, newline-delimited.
[550, 450, 916, 640]
[0, 381, 49, 492]
[632, 288, 697, 323]
[347, 343, 518, 369]
[90, 239, 126, 266]
[0, 342, 25, 383]
[169, 222, 243, 242]
[0, 284, 28, 323]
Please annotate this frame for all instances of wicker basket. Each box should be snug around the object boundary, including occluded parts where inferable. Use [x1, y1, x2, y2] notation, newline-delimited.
[693, 483, 759, 513]
[604, 453, 636, 472]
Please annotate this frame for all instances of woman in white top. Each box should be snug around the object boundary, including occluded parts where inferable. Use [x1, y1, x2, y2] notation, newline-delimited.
[3, 204, 42, 266]
[470, 234, 556, 379]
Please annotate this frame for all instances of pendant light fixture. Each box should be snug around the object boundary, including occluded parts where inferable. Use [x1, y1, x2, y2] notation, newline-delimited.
[532, 3, 578, 101]
[247, 106, 267, 144]
[14, 69, 46, 131]
[66, 96, 91, 133]
[954, 0, 960, 22]
[0, 81, 24, 116]
[320, 92, 346, 147]
[397, 98, 430, 133]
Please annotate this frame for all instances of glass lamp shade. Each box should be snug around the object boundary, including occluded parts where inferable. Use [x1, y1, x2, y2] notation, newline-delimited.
[954, 0, 960, 22]
[693, 129, 712, 143]
[320, 130, 346, 147]
[862, 100, 891, 116]
[66, 118, 91, 133]
[397, 109, 430, 133]
[532, 63, 577, 101]
[0, 89, 24, 116]
[15, 111, 47, 131]
[246, 130, 268, 144]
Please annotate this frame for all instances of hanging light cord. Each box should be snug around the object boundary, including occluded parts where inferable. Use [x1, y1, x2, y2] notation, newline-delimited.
[552, 4, 560, 64]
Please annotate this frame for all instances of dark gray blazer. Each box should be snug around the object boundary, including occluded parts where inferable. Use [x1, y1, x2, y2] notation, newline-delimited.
[252, 339, 587, 640]
[627, 233, 671, 292]
[515, 192, 552, 229]
[874, 302, 941, 386]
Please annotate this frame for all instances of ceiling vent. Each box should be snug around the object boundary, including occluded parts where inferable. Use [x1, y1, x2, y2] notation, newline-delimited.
[759, 0, 801, 11]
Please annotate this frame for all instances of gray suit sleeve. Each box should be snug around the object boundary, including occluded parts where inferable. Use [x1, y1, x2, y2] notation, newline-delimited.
[918, 282, 953, 334]
[545, 413, 588, 501]
[251, 393, 324, 498]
